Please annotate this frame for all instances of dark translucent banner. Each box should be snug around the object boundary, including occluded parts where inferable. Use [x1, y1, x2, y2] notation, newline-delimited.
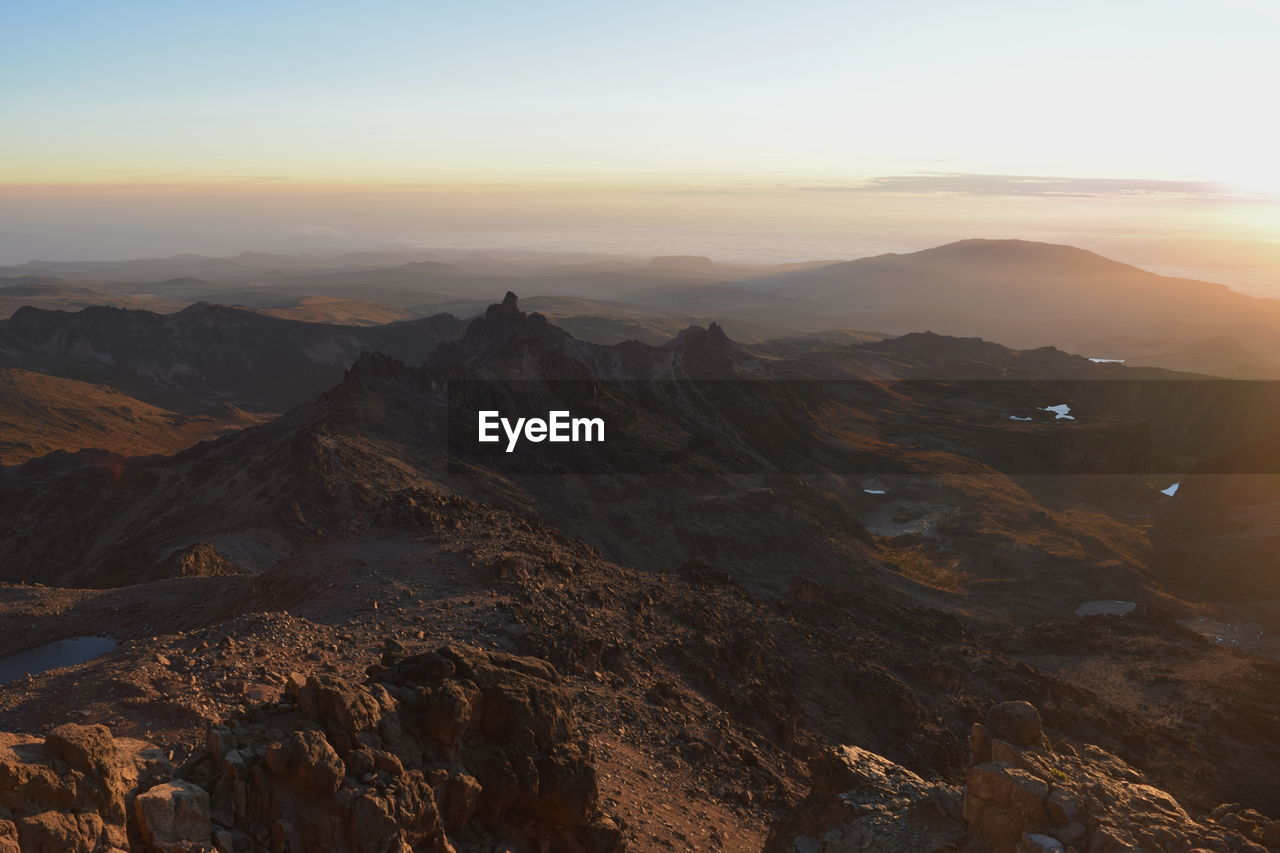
[445, 379, 1280, 475]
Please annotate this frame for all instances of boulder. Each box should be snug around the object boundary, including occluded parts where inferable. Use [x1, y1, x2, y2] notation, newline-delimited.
[0, 726, 170, 853]
[134, 780, 212, 848]
[263, 729, 345, 792]
[986, 702, 1043, 749]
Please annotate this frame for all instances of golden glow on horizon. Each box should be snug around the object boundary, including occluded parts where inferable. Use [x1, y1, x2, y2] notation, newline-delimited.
[5, 0, 1278, 267]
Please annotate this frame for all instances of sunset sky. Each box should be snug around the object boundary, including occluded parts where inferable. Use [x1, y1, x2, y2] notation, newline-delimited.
[4, 0, 1279, 275]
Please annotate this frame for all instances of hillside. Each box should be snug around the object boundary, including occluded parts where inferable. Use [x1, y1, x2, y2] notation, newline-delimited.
[254, 295, 415, 326]
[0, 368, 270, 465]
[0, 277, 185, 317]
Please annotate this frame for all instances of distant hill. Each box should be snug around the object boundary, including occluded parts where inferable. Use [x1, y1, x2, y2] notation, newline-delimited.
[0, 277, 185, 317]
[254, 296, 414, 326]
[0, 368, 269, 464]
[745, 239, 1280, 376]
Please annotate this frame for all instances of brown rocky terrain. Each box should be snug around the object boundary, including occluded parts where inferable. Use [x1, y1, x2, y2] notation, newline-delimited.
[0, 369, 270, 465]
[0, 644, 618, 853]
[4, 294, 1280, 850]
[768, 700, 1280, 852]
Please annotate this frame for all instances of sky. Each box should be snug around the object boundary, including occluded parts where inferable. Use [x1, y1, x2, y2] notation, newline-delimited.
[3, 0, 1280, 278]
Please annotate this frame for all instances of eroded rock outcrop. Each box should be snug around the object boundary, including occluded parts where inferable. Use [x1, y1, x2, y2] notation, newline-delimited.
[192, 643, 618, 853]
[0, 646, 617, 852]
[0, 723, 172, 852]
[144, 543, 245, 583]
[769, 701, 1280, 853]
[762, 744, 964, 852]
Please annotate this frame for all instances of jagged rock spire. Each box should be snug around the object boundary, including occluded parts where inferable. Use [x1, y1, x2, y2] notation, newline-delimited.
[462, 292, 566, 347]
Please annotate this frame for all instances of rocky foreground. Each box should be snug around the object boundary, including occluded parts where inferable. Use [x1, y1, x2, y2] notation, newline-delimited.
[1, 644, 617, 853]
[5, 670, 1279, 853]
[770, 700, 1280, 853]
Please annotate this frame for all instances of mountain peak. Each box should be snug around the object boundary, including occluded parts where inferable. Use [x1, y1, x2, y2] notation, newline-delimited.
[664, 321, 734, 351]
[461, 292, 567, 348]
[909, 238, 1138, 274]
[341, 350, 410, 384]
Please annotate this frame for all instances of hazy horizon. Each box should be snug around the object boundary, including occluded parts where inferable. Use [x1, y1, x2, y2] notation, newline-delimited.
[5, 182, 1280, 297]
[7, 0, 1280, 292]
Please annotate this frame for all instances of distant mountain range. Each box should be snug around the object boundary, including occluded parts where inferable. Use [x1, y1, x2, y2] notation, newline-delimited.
[3, 239, 1280, 377]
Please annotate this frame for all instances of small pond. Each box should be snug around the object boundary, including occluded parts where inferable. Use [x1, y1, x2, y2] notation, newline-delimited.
[0, 636, 117, 685]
